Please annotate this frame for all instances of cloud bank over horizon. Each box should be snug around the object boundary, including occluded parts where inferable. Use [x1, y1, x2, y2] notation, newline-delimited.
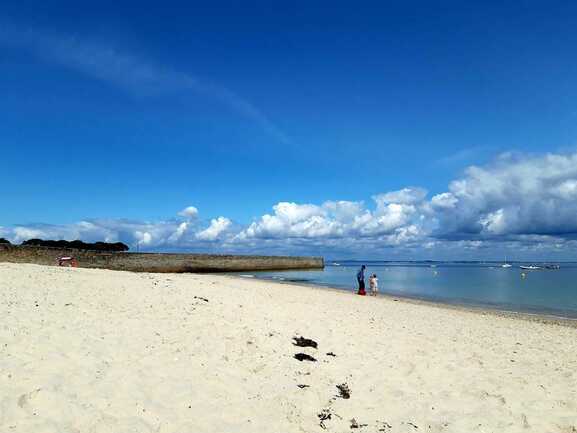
[2, 151, 577, 259]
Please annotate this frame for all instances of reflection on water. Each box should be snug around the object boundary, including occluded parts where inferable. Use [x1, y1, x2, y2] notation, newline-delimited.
[233, 262, 577, 318]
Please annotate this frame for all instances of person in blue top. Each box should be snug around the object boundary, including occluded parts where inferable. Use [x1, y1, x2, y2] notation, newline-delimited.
[356, 265, 367, 295]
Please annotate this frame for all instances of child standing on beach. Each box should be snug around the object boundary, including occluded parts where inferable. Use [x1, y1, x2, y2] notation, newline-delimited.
[369, 274, 378, 296]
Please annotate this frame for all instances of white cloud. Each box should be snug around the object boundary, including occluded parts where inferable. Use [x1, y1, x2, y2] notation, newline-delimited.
[3, 152, 577, 257]
[553, 179, 577, 200]
[241, 202, 336, 239]
[12, 227, 46, 243]
[430, 192, 458, 209]
[239, 191, 424, 241]
[322, 201, 364, 222]
[355, 202, 418, 236]
[135, 231, 153, 246]
[432, 152, 577, 238]
[178, 206, 199, 219]
[196, 217, 232, 241]
[373, 187, 427, 205]
[235, 152, 577, 254]
[479, 209, 508, 235]
[167, 221, 190, 243]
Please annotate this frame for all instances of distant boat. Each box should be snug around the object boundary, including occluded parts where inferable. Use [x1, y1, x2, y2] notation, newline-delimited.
[332, 262, 341, 266]
[520, 265, 541, 270]
[501, 255, 512, 268]
[544, 264, 560, 270]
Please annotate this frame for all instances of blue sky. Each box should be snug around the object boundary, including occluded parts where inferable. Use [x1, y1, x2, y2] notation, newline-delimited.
[1, 1, 577, 259]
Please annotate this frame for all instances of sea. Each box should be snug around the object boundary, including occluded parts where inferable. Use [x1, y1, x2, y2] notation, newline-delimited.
[232, 261, 577, 319]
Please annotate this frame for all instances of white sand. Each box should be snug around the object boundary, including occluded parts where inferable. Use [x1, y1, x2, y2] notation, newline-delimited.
[1, 262, 576, 433]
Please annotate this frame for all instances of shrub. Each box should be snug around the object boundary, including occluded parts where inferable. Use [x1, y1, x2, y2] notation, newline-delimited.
[21, 239, 129, 252]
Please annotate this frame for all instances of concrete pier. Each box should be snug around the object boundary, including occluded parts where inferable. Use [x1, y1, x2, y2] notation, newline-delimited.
[0, 245, 324, 273]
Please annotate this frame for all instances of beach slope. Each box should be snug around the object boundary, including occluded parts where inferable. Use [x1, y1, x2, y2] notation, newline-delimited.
[0, 263, 575, 432]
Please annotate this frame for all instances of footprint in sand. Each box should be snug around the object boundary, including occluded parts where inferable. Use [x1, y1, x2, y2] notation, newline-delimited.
[480, 390, 506, 405]
[17, 388, 42, 411]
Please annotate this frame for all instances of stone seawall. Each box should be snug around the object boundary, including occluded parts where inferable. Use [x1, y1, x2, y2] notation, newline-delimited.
[0, 245, 323, 273]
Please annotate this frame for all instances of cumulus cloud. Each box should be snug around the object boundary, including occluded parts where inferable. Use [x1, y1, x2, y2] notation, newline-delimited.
[238, 193, 425, 243]
[2, 152, 577, 257]
[241, 202, 341, 239]
[178, 206, 199, 219]
[431, 152, 577, 239]
[373, 187, 427, 205]
[430, 192, 458, 210]
[196, 217, 232, 241]
[167, 221, 190, 243]
[236, 152, 577, 254]
[323, 201, 365, 223]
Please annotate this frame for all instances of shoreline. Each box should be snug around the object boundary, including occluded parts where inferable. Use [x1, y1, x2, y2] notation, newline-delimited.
[226, 273, 577, 328]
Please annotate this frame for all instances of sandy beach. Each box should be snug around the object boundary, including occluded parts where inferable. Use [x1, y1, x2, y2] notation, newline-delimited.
[1, 262, 576, 433]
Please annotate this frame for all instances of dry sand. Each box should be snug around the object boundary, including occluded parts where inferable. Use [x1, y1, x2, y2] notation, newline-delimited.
[1, 262, 576, 433]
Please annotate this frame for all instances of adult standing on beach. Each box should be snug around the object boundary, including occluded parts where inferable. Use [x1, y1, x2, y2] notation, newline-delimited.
[356, 265, 366, 295]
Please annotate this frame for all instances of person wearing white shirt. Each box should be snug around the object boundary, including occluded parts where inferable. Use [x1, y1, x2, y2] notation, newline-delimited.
[369, 273, 378, 296]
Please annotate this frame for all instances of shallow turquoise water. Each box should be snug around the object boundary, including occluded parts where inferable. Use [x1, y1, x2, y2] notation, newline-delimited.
[233, 262, 577, 318]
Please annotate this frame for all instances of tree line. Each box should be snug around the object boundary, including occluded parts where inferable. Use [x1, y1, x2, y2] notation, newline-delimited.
[0, 238, 129, 252]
